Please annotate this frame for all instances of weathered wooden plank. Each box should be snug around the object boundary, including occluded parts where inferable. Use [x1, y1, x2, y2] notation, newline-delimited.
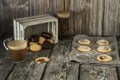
[42, 40, 79, 80]
[0, 53, 15, 80]
[80, 65, 118, 80]
[49, 0, 64, 15]
[103, 0, 119, 36]
[0, 39, 15, 80]
[29, 0, 49, 16]
[7, 49, 51, 80]
[11, 0, 29, 18]
[118, 0, 120, 35]
[70, 0, 91, 35]
[89, 0, 104, 35]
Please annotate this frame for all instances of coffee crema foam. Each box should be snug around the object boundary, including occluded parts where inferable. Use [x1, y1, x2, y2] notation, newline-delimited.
[8, 40, 27, 50]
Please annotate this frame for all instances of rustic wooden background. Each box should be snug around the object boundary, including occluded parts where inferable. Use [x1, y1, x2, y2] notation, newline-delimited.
[0, 0, 120, 36]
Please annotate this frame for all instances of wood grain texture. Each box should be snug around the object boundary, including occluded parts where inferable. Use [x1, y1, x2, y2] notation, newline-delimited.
[103, 0, 119, 36]
[7, 49, 51, 80]
[80, 65, 118, 80]
[89, 0, 104, 35]
[29, 0, 49, 16]
[42, 41, 80, 80]
[118, 0, 120, 35]
[0, 56, 15, 80]
[0, 0, 120, 35]
[49, 0, 64, 15]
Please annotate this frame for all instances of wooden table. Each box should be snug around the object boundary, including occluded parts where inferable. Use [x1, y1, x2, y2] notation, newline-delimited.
[0, 38, 120, 80]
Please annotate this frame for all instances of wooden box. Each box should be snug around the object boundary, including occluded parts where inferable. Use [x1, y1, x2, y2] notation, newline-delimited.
[13, 14, 58, 43]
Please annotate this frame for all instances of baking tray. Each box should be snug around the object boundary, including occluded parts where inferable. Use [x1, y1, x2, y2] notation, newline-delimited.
[68, 35, 120, 66]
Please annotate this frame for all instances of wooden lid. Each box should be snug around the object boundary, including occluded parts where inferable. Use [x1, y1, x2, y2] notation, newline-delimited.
[57, 11, 70, 18]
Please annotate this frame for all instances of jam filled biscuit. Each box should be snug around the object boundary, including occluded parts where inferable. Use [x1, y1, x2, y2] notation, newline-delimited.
[38, 37, 46, 44]
[35, 57, 49, 64]
[77, 46, 91, 52]
[97, 54, 112, 62]
[77, 39, 91, 45]
[30, 44, 42, 52]
[96, 39, 109, 46]
[97, 46, 112, 53]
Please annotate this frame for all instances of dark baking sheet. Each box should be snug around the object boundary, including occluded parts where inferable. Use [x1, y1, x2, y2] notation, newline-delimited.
[68, 35, 120, 66]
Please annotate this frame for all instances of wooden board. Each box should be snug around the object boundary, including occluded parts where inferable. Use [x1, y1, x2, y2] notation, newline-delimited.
[1, 0, 120, 35]
[42, 40, 80, 80]
[103, 0, 119, 35]
[80, 65, 118, 80]
[0, 55, 15, 80]
[6, 49, 51, 80]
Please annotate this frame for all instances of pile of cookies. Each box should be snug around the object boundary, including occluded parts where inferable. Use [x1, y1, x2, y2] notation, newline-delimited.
[76, 39, 113, 62]
[28, 32, 54, 52]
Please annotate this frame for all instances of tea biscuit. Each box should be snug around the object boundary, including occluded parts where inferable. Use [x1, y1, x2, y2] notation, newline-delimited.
[47, 39, 54, 44]
[38, 37, 46, 44]
[96, 39, 109, 46]
[30, 44, 42, 52]
[35, 57, 49, 64]
[29, 42, 38, 46]
[97, 54, 112, 62]
[41, 32, 52, 39]
[97, 46, 112, 53]
[77, 39, 91, 45]
[77, 46, 91, 52]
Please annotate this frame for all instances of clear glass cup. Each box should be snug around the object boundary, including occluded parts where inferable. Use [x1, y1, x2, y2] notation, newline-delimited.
[3, 38, 27, 63]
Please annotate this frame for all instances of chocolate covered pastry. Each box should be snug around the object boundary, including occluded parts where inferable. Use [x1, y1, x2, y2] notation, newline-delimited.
[42, 40, 53, 49]
[41, 32, 52, 39]
[29, 34, 39, 42]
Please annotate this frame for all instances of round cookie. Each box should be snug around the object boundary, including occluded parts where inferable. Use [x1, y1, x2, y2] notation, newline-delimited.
[30, 44, 42, 52]
[77, 46, 91, 52]
[96, 39, 109, 46]
[97, 46, 112, 53]
[77, 39, 91, 45]
[97, 54, 112, 62]
[38, 37, 46, 44]
[29, 42, 38, 46]
[35, 57, 49, 64]
[47, 39, 54, 44]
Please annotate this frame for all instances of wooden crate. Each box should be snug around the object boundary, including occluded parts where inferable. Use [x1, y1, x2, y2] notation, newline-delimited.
[13, 14, 58, 43]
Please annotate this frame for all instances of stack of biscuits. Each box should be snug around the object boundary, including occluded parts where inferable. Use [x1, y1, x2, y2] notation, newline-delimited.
[28, 32, 54, 52]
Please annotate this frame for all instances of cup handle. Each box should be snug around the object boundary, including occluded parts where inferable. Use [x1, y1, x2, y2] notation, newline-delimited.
[3, 37, 13, 51]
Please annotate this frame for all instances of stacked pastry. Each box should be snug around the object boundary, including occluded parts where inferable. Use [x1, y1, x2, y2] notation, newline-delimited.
[28, 32, 54, 52]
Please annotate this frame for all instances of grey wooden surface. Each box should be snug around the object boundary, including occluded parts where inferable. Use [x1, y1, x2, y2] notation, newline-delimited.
[0, 37, 120, 80]
[0, 0, 120, 36]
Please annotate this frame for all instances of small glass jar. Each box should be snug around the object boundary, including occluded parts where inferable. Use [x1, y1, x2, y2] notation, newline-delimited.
[57, 11, 70, 40]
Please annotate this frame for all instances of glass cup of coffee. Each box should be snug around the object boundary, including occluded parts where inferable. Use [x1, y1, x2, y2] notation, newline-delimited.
[3, 38, 27, 63]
